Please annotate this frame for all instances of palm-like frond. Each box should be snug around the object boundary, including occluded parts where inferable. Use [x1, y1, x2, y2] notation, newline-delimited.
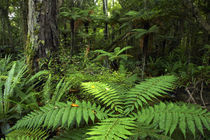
[137, 102, 210, 137]
[81, 82, 123, 113]
[125, 75, 177, 113]
[13, 101, 109, 129]
[87, 118, 136, 140]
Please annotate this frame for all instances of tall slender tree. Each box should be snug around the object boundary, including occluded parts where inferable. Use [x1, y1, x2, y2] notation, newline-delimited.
[103, 0, 108, 39]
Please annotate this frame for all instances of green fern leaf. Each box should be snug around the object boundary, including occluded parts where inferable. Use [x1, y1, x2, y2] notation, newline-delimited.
[62, 105, 71, 127]
[82, 101, 89, 124]
[179, 113, 186, 138]
[52, 127, 90, 140]
[81, 82, 123, 113]
[131, 122, 171, 140]
[6, 128, 48, 140]
[137, 102, 210, 137]
[125, 75, 177, 112]
[87, 118, 136, 140]
[13, 101, 108, 129]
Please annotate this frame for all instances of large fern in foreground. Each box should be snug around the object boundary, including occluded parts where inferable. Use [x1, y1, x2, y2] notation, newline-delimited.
[81, 82, 124, 113]
[136, 102, 210, 137]
[87, 118, 136, 140]
[8, 75, 210, 139]
[125, 75, 177, 112]
[2, 128, 48, 140]
[13, 101, 109, 129]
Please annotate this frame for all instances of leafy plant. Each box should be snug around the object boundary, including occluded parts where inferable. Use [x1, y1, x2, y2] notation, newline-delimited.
[94, 46, 132, 62]
[6, 75, 210, 139]
[94, 46, 132, 70]
[0, 58, 49, 136]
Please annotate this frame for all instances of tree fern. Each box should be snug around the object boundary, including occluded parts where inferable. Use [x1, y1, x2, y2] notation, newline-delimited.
[81, 82, 123, 113]
[87, 118, 136, 140]
[125, 75, 177, 113]
[13, 101, 109, 129]
[137, 102, 210, 137]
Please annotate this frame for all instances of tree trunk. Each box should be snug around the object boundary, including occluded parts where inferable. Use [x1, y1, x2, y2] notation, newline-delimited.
[20, 0, 28, 45]
[103, 0, 108, 39]
[27, 0, 59, 72]
[0, 0, 13, 49]
[70, 19, 76, 55]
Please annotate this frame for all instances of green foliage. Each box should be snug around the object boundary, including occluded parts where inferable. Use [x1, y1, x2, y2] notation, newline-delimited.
[1, 136, 41, 140]
[136, 102, 210, 138]
[52, 127, 90, 140]
[0, 60, 26, 118]
[130, 122, 171, 140]
[125, 75, 177, 112]
[41, 75, 71, 104]
[5, 128, 48, 140]
[94, 46, 132, 62]
[87, 118, 136, 140]
[132, 25, 159, 39]
[7, 75, 210, 139]
[13, 101, 109, 129]
[81, 82, 123, 113]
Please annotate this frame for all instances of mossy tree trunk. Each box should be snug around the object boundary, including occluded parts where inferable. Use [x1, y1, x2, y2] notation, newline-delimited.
[27, 0, 59, 72]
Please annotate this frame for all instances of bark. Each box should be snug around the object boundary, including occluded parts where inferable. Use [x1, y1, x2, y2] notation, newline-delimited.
[20, 0, 28, 45]
[141, 22, 150, 80]
[27, 0, 59, 71]
[70, 19, 75, 54]
[103, 0, 108, 39]
[0, 0, 13, 48]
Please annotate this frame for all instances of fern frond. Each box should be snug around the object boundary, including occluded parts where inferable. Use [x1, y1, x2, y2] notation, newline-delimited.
[137, 102, 210, 138]
[26, 70, 49, 84]
[87, 118, 136, 140]
[6, 128, 48, 139]
[81, 82, 123, 113]
[52, 127, 90, 140]
[130, 122, 171, 140]
[1, 136, 41, 140]
[13, 101, 109, 129]
[51, 79, 71, 104]
[125, 75, 177, 112]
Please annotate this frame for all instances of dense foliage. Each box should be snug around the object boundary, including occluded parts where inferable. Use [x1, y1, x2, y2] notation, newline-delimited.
[0, 0, 209, 139]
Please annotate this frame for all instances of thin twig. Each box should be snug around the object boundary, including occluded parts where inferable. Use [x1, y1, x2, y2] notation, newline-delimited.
[185, 87, 196, 104]
[200, 81, 206, 108]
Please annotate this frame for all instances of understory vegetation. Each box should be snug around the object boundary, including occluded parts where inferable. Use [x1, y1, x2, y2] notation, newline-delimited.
[0, 0, 210, 140]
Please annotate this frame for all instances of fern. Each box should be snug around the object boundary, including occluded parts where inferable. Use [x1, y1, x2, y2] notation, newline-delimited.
[13, 101, 109, 129]
[125, 75, 177, 112]
[5, 128, 48, 140]
[1, 136, 41, 140]
[130, 122, 171, 140]
[52, 127, 90, 140]
[137, 102, 210, 137]
[81, 82, 123, 113]
[51, 78, 71, 104]
[87, 118, 136, 140]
